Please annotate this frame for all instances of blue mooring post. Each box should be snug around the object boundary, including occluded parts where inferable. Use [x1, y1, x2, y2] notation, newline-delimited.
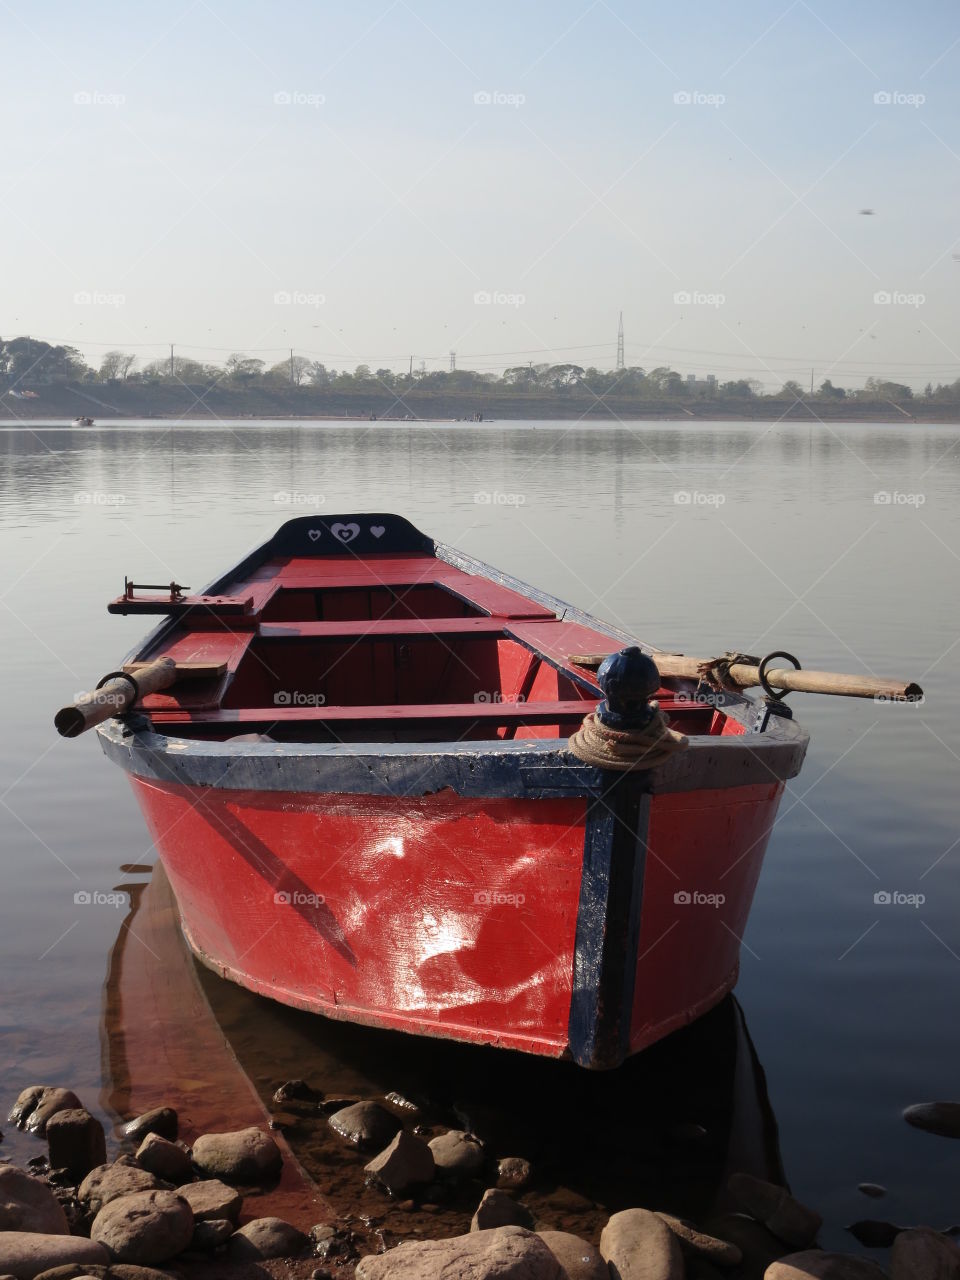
[595, 646, 661, 732]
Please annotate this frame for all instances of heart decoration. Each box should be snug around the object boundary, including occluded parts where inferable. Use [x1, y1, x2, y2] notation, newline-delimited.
[308, 529, 322, 542]
[331, 522, 360, 544]
[370, 525, 385, 538]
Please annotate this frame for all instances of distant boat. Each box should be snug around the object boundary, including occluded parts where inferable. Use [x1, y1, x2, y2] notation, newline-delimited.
[72, 416, 95, 427]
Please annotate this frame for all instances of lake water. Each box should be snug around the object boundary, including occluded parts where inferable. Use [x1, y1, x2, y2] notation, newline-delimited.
[1, 418, 958, 1248]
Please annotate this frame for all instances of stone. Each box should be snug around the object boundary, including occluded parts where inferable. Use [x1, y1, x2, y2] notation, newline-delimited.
[174, 1178, 241, 1223]
[227, 1217, 308, 1260]
[600, 1209, 685, 1280]
[728, 1173, 822, 1248]
[46, 1111, 107, 1181]
[472, 1189, 535, 1232]
[355, 1226, 564, 1280]
[272, 1081, 321, 1107]
[384, 1092, 422, 1119]
[847, 1221, 902, 1247]
[903, 1103, 960, 1139]
[190, 1127, 281, 1182]
[133, 1135, 191, 1186]
[0, 1166, 69, 1235]
[891, 1228, 960, 1280]
[706, 1215, 788, 1280]
[327, 1102, 400, 1152]
[78, 1165, 165, 1217]
[8, 1090, 83, 1137]
[0, 1233, 108, 1278]
[90, 1189, 193, 1265]
[857, 1184, 886, 1199]
[655, 1213, 742, 1266]
[538, 1229, 608, 1280]
[190, 1218, 234, 1250]
[32, 1269, 174, 1280]
[428, 1130, 485, 1180]
[365, 1131, 434, 1194]
[120, 1110, 177, 1146]
[497, 1158, 532, 1190]
[765, 1252, 889, 1280]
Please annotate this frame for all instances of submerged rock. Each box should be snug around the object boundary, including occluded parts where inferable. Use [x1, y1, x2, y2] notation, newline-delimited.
[78, 1164, 166, 1217]
[538, 1229, 608, 1280]
[365, 1130, 435, 1194]
[328, 1102, 401, 1152]
[134, 1134, 191, 1185]
[120, 1109, 177, 1146]
[191, 1127, 281, 1182]
[891, 1227, 960, 1280]
[355, 1226, 563, 1280]
[846, 1220, 903, 1247]
[471, 1188, 534, 1232]
[429, 1130, 485, 1180]
[90, 1189, 193, 1265]
[190, 1217, 234, 1251]
[766, 1251, 889, 1279]
[228, 1216, 308, 1260]
[383, 1092, 422, 1119]
[174, 1178, 241, 1222]
[903, 1103, 960, 1140]
[0, 1231, 108, 1277]
[857, 1183, 887, 1199]
[728, 1173, 822, 1248]
[0, 1165, 69, 1235]
[272, 1080, 321, 1107]
[655, 1213, 742, 1266]
[704, 1213, 788, 1280]
[46, 1110, 107, 1180]
[600, 1209, 685, 1280]
[8, 1088, 83, 1137]
[496, 1158, 532, 1190]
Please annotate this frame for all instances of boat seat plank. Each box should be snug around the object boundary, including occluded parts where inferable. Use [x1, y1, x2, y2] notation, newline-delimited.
[259, 618, 516, 639]
[507, 620, 615, 689]
[149, 699, 591, 725]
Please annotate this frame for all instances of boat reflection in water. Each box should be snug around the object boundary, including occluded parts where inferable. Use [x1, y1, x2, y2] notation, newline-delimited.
[101, 860, 786, 1241]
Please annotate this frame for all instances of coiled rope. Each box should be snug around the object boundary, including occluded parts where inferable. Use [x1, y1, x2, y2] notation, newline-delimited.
[568, 709, 688, 772]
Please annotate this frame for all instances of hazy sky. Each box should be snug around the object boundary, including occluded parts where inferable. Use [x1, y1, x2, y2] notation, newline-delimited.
[3, 1, 959, 388]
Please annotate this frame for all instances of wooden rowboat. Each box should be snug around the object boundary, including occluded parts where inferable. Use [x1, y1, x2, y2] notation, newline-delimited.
[81, 513, 815, 1068]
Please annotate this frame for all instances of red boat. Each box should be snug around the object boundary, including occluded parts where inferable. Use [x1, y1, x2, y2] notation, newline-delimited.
[87, 514, 808, 1068]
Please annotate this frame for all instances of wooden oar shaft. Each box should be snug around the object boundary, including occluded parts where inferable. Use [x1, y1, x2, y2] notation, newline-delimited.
[650, 655, 921, 701]
[55, 657, 177, 738]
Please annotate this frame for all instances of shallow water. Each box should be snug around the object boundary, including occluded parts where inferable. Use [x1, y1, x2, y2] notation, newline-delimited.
[1, 418, 958, 1248]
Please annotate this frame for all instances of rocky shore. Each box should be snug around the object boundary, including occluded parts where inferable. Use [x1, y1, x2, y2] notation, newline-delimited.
[2, 1081, 958, 1280]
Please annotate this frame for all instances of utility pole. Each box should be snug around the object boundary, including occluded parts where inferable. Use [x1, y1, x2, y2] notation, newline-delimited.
[409, 355, 413, 377]
[169, 343, 174, 378]
[450, 351, 456, 372]
[290, 348, 295, 385]
[810, 368, 814, 395]
[616, 312, 624, 371]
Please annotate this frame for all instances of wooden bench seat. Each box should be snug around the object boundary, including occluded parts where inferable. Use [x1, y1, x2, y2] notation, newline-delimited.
[148, 700, 591, 726]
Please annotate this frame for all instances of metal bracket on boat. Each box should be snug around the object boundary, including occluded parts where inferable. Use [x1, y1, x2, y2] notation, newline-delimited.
[595, 646, 661, 732]
[753, 650, 801, 731]
[124, 576, 190, 602]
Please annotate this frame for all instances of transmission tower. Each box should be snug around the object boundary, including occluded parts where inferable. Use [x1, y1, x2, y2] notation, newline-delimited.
[450, 351, 456, 371]
[616, 312, 624, 371]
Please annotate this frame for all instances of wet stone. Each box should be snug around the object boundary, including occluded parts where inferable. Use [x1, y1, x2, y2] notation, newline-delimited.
[121, 1109, 177, 1145]
[134, 1134, 192, 1185]
[47, 1110, 107, 1181]
[766, 1251, 890, 1280]
[538, 1229, 608, 1280]
[328, 1102, 401, 1152]
[355, 1226, 564, 1280]
[78, 1164, 166, 1217]
[728, 1172, 822, 1249]
[272, 1079, 321, 1107]
[428, 1130, 485, 1180]
[190, 1217, 234, 1250]
[175, 1177, 242, 1222]
[857, 1183, 887, 1199]
[846, 1220, 903, 1247]
[0, 1232, 109, 1277]
[191, 1126, 282, 1182]
[9, 1088, 84, 1136]
[471, 1188, 535, 1232]
[89, 1188, 194, 1265]
[33, 1265, 185, 1279]
[903, 1103, 960, 1139]
[655, 1212, 742, 1267]
[703, 1214, 788, 1280]
[891, 1227, 960, 1280]
[365, 1130, 435, 1195]
[384, 1092, 422, 1119]
[600, 1208, 685, 1280]
[0, 1165, 70, 1234]
[228, 1216, 309, 1260]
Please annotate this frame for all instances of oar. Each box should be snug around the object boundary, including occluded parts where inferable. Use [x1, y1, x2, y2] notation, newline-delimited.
[569, 652, 923, 702]
[55, 657, 178, 738]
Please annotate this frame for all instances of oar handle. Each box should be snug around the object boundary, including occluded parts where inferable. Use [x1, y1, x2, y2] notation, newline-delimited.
[55, 657, 177, 738]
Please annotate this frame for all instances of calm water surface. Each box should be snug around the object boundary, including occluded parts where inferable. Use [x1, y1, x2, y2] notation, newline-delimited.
[1, 419, 958, 1246]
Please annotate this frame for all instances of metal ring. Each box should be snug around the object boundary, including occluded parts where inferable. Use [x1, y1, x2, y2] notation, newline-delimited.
[757, 651, 801, 701]
[95, 670, 140, 706]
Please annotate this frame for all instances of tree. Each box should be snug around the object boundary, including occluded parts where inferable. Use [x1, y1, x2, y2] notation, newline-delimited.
[543, 363, 585, 389]
[1, 337, 88, 385]
[864, 376, 913, 401]
[719, 379, 753, 397]
[780, 380, 805, 398]
[266, 355, 313, 386]
[99, 350, 137, 381]
[307, 361, 329, 386]
[817, 379, 845, 399]
[225, 354, 265, 385]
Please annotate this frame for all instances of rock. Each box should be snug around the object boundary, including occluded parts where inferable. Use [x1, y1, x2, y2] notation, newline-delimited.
[765, 1251, 889, 1279]
[847, 1220, 903, 1247]
[133, 1135, 191, 1186]
[174, 1178, 241, 1222]
[728, 1173, 822, 1249]
[384, 1092, 422, 1119]
[327, 1102, 400, 1152]
[120, 1110, 177, 1146]
[538, 1229, 608, 1280]
[497, 1158, 532, 1190]
[8, 1089, 83, 1137]
[190, 1218, 234, 1251]
[472, 1189, 535, 1232]
[706, 1215, 788, 1280]
[90, 1189, 193, 1264]
[191, 1128, 281, 1182]
[429, 1131, 485, 1180]
[891, 1228, 960, 1280]
[31, 1268, 174, 1280]
[365, 1131, 434, 1194]
[228, 1217, 308, 1260]
[355, 1226, 564, 1280]
[655, 1213, 742, 1266]
[903, 1103, 960, 1139]
[272, 1081, 320, 1107]
[0, 1232, 108, 1278]
[600, 1209, 685, 1280]
[78, 1165, 165, 1217]
[0, 1166, 69, 1234]
[46, 1111, 107, 1180]
[857, 1183, 886, 1199]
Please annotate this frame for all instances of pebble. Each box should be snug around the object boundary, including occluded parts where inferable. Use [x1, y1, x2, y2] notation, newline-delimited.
[600, 1209, 685, 1280]
[355, 1225, 564, 1280]
[191, 1126, 282, 1182]
[766, 1251, 889, 1279]
[891, 1227, 960, 1280]
[0, 1165, 69, 1234]
[496, 1157, 533, 1190]
[655, 1212, 742, 1267]
[272, 1079, 321, 1107]
[190, 1217, 234, 1250]
[857, 1183, 887, 1198]
[46, 1110, 107, 1181]
[228, 1216, 309, 1260]
[365, 1130, 435, 1195]
[328, 1102, 401, 1152]
[175, 1177, 242, 1222]
[0, 1232, 109, 1277]
[90, 1189, 194, 1265]
[846, 1219, 903, 1247]
[903, 1103, 960, 1140]
[8, 1088, 83, 1136]
[134, 1134, 192, 1185]
[538, 1229, 608, 1280]
[384, 1092, 423, 1119]
[428, 1130, 485, 1180]
[78, 1164, 166, 1216]
[121, 1108, 177, 1145]
[471, 1188, 535, 1232]
[727, 1172, 822, 1248]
